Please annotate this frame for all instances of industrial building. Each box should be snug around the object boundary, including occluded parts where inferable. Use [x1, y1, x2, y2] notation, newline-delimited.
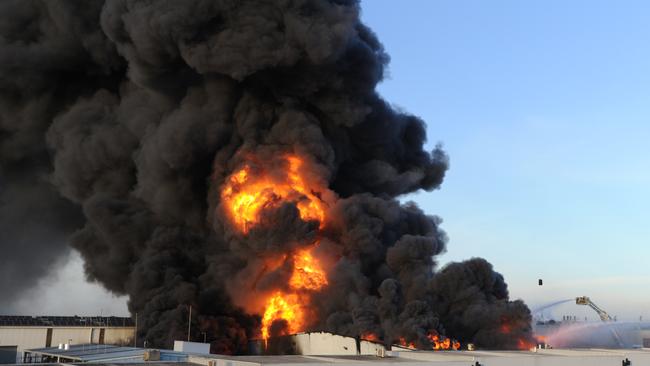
[0, 316, 134, 364]
[20, 343, 650, 366]
[6, 330, 650, 365]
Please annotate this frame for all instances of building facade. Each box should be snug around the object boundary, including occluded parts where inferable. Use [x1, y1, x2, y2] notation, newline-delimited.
[0, 316, 135, 363]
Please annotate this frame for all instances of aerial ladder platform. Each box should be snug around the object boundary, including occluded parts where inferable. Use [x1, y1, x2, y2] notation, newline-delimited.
[575, 296, 623, 347]
[575, 296, 613, 322]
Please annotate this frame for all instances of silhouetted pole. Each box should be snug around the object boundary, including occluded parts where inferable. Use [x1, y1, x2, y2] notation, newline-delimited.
[188, 305, 192, 342]
[134, 313, 138, 347]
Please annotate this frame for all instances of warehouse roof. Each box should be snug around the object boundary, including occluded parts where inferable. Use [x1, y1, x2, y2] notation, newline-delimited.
[186, 348, 650, 366]
[26, 344, 188, 363]
[22, 345, 650, 366]
[0, 315, 134, 327]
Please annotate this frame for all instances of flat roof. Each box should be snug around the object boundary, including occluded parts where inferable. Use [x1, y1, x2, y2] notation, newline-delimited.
[24, 344, 650, 365]
[187, 348, 650, 366]
[27, 344, 145, 362]
[25, 344, 192, 363]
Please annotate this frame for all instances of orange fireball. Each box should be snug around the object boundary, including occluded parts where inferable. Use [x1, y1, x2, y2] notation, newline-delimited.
[221, 155, 326, 234]
[289, 247, 329, 290]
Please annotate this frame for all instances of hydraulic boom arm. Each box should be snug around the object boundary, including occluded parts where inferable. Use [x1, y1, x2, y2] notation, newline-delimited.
[575, 296, 612, 322]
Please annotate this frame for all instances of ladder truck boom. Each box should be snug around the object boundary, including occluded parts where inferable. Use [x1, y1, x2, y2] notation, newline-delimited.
[575, 296, 612, 322]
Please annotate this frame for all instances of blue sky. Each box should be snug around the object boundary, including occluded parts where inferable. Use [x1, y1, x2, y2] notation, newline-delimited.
[361, 0, 650, 321]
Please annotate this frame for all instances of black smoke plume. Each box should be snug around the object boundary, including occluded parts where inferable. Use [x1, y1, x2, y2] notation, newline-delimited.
[0, 0, 532, 353]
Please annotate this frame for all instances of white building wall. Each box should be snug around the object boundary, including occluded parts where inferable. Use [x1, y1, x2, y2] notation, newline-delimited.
[0, 327, 47, 352]
[104, 327, 135, 345]
[359, 340, 386, 355]
[0, 326, 134, 354]
[51, 327, 92, 346]
[174, 341, 210, 354]
[293, 332, 358, 355]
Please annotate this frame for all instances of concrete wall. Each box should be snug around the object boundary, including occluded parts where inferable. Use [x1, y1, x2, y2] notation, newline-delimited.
[257, 332, 387, 356]
[0, 327, 47, 351]
[0, 326, 134, 354]
[294, 332, 358, 356]
[174, 341, 211, 354]
[50, 327, 134, 346]
[359, 340, 386, 356]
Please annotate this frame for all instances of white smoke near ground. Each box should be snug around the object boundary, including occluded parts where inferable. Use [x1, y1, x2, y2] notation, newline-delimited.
[7, 251, 128, 316]
[536, 321, 650, 349]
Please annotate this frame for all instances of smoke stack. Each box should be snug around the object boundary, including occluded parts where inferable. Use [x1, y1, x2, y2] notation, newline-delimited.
[0, 0, 533, 353]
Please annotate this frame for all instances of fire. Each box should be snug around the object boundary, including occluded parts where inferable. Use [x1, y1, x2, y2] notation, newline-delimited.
[221, 155, 326, 233]
[501, 318, 537, 350]
[517, 338, 536, 351]
[221, 154, 331, 341]
[260, 245, 328, 340]
[398, 337, 417, 349]
[452, 340, 461, 350]
[427, 332, 460, 351]
[361, 332, 379, 341]
[290, 247, 329, 290]
[261, 292, 303, 340]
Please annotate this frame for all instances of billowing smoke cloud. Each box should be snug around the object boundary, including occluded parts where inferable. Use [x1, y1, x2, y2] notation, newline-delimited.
[0, 0, 532, 353]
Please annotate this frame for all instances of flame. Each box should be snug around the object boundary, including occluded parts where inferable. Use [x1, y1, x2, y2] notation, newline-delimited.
[221, 155, 325, 233]
[289, 247, 329, 290]
[398, 337, 417, 349]
[261, 292, 303, 340]
[517, 338, 536, 351]
[221, 154, 331, 341]
[361, 332, 379, 342]
[501, 318, 537, 350]
[452, 340, 461, 350]
[427, 332, 460, 351]
[260, 245, 328, 340]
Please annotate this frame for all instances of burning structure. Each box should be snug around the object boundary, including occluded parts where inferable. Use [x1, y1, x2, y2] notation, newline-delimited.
[0, 0, 532, 354]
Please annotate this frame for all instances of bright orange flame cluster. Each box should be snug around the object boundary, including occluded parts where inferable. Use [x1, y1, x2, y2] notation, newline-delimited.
[290, 248, 329, 291]
[260, 293, 303, 340]
[260, 246, 328, 340]
[221, 154, 331, 340]
[361, 332, 379, 342]
[428, 332, 461, 351]
[221, 155, 325, 233]
[395, 333, 460, 351]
